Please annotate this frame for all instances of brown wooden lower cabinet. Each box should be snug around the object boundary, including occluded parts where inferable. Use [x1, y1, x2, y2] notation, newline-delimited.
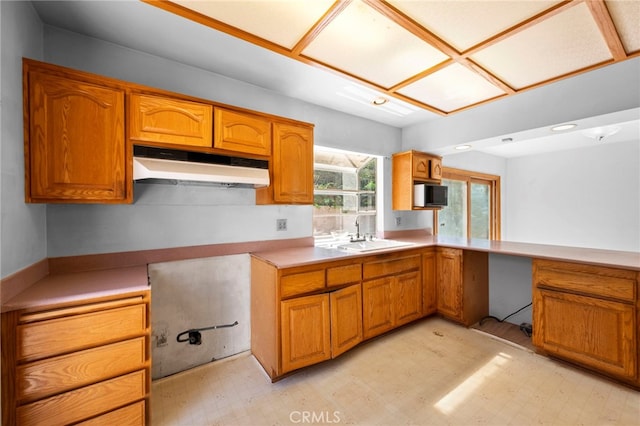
[1, 292, 151, 426]
[436, 248, 488, 326]
[533, 259, 639, 386]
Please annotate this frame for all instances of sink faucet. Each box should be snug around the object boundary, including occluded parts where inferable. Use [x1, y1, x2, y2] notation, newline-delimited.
[351, 216, 366, 242]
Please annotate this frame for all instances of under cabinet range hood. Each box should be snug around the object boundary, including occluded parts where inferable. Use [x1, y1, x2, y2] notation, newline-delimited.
[133, 146, 270, 187]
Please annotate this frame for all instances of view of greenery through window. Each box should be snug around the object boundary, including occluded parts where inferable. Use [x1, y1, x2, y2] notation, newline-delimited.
[313, 147, 377, 242]
[437, 173, 497, 239]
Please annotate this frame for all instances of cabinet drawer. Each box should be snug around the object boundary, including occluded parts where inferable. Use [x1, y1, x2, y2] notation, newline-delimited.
[16, 370, 146, 426]
[17, 337, 146, 402]
[534, 259, 636, 302]
[76, 400, 145, 426]
[281, 270, 325, 298]
[363, 255, 421, 280]
[327, 264, 361, 287]
[18, 304, 146, 361]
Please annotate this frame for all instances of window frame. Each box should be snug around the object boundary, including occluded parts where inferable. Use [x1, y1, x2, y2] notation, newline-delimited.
[434, 167, 501, 240]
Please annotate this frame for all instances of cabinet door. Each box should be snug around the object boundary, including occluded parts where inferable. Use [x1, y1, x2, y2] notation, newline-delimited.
[27, 71, 127, 203]
[214, 108, 271, 156]
[412, 153, 431, 180]
[430, 157, 443, 180]
[533, 288, 636, 380]
[280, 294, 330, 373]
[436, 248, 463, 321]
[394, 271, 422, 326]
[330, 284, 363, 358]
[362, 278, 394, 339]
[259, 122, 313, 204]
[129, 94, 212, 148]
[422, 250, 437, 315]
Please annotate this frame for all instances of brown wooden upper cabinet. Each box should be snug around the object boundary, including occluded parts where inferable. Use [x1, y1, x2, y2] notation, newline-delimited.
[256, 122, 314, 204]
[129, 93, 213, 148]
[392, 150, 443, 210]
[214, 108, 271, 156]
[23, 59, 129, 203]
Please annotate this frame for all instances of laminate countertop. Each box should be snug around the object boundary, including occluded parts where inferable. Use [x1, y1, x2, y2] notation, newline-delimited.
[1, 265, 149, 313]
[251, 236, 640, 271]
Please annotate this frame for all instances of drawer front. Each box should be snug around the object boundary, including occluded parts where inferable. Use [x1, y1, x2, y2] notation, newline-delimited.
[16, 370, 146, 426]
[326, 264, 361, 287]
[76, 400, 145, 426]
[534, 259, 636, 302]
[281, 270, 325, 298]
[363, 255, 421, 280]
[17, 337, 146, 402]
[18, 304, 146, 361]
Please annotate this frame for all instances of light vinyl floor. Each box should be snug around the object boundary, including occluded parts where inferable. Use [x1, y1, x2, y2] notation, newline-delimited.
[152, 317, 639, 425]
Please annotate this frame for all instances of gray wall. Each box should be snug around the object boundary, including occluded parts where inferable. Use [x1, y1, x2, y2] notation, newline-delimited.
[4, 25, 403, 261]
[1, 1, 46, 278]
[505, 139, 639, 252]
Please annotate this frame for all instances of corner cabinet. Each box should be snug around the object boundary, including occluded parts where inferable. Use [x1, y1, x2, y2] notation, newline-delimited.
[436, 248, 488, 326]
[1, 292, 151, 426]
[391, 150, 442, 210]
[256, 122, 314, 205]
[23, 60, 130, 203]
[532, 259, 639, 386]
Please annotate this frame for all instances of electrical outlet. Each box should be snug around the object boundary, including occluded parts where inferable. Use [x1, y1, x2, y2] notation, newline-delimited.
[276, 218, 287, 231]
[395, 216, 401, 226]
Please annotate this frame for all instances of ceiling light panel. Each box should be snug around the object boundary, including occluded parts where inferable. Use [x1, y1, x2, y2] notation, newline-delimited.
[388, 0, 561, 52]
[470, 2, 613, 90]
[398, 63, 505, 113]
[301, 0, 449, 88]
[606, 0, 640, 54]
[173, 0, 334, 49]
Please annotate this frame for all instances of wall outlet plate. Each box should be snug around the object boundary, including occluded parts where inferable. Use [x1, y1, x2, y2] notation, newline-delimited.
[276, 218, 287, 231]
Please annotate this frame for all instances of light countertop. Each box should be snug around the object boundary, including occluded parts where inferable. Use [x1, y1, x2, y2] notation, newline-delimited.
[1, 265, 149, 313]
[252, 236, 640, 271]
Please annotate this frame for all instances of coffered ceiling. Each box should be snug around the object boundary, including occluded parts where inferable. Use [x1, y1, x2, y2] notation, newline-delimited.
[149, 0, 640, 116]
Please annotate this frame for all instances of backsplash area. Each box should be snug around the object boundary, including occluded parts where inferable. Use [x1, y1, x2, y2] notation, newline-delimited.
[149, 255, 250, 379]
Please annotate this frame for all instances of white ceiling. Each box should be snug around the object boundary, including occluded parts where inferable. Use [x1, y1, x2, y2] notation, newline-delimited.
[30, 1, 639, 158]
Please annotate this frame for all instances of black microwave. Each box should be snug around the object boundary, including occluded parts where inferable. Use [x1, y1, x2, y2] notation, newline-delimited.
[413, 184, 448, 207]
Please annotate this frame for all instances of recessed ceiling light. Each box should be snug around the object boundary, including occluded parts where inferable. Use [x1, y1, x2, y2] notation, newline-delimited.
[551, 123, 577, 132]
[372, 97, 388, 106]
[455, 145, 471, 150]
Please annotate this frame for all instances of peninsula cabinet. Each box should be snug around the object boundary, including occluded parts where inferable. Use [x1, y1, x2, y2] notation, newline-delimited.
[129, 93, 213, 148]
[23, 59, 129, 203]
[214, 108, 271, 156]
[1, 291, 151, 426]
[256, 122, 314, 205]
[362, 252, 422, 339]
[251, 257, 362, 380]
[532, 259, 639, 386]
[436, 248, 488, 326]
[422, 248, 437, 315]
[391, 150, 443, 210]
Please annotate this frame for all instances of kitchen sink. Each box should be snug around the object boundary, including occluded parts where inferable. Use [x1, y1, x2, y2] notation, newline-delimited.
[334, 239, 415, 253]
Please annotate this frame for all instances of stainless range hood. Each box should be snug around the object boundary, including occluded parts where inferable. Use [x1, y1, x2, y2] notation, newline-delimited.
[133, 146, 270, 187]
